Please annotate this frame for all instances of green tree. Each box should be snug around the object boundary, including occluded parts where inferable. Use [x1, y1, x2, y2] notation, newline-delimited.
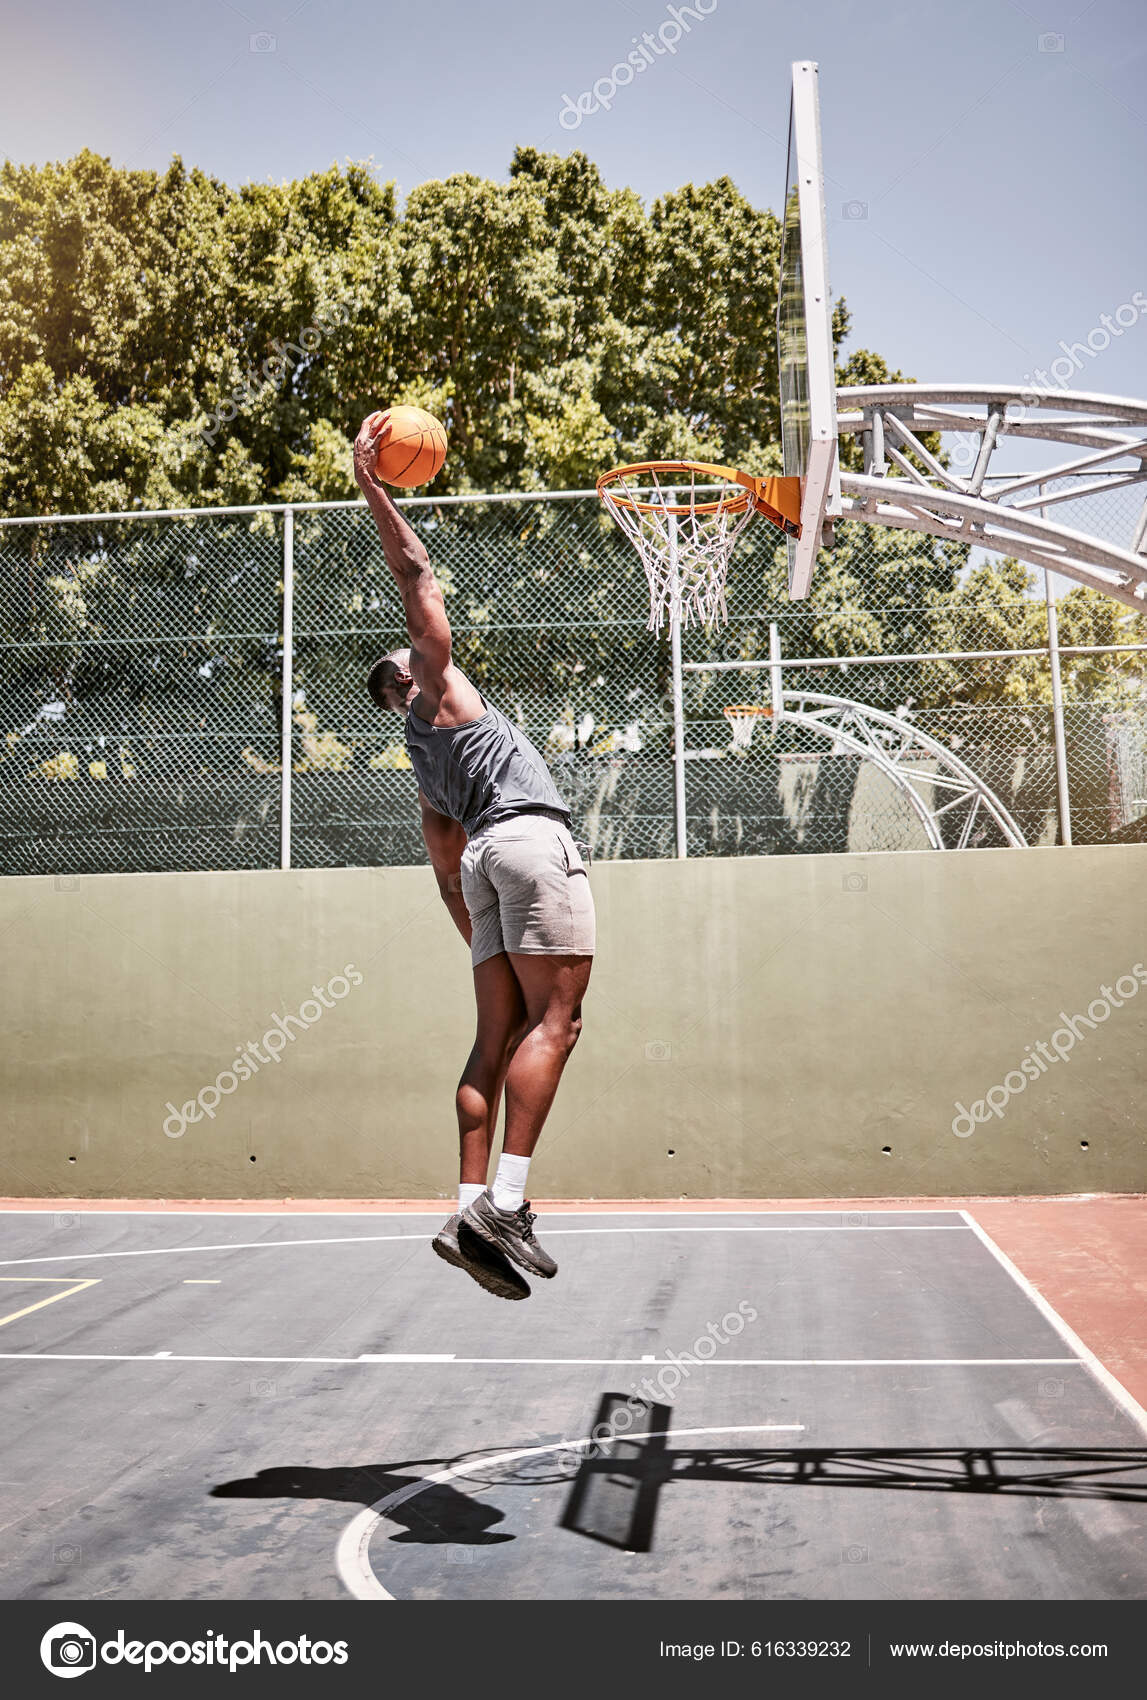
[3, 146, 1142, 871]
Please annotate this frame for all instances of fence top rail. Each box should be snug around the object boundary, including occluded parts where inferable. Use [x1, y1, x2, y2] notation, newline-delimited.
[0, 489, 611, 528]
[0, 465, 1127, 530]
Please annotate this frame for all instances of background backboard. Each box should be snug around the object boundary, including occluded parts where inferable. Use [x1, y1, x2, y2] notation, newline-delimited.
[777, 60, 842, 599]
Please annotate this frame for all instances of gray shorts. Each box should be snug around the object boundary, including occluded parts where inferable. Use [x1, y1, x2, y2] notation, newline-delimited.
[460, 813, 596, 968]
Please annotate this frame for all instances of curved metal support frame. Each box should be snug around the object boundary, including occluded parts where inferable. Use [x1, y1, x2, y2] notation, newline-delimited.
[768, 691, 1027, 849]
[835, 385, 1147, 610]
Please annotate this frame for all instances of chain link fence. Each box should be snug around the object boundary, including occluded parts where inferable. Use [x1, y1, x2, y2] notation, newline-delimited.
[2, 487, 1145, 876]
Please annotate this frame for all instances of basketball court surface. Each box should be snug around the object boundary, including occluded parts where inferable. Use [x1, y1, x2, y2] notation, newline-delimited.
[2, 1198, 1144, 1602]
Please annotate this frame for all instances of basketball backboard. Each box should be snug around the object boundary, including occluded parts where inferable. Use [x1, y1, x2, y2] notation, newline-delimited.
[777, 60, 841, 599]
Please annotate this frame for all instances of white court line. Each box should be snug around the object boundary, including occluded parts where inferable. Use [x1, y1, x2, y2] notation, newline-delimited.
[335, 1422, 808, 1602]
[0, 1207, 969, 1217]
[0, 1224, 971, 1268]
[0, 1352, 1081, 1368]
[358, 1353, 456, 1362]
[0, 1233, 420, 1266]
[960, 1209, 1147, 1440]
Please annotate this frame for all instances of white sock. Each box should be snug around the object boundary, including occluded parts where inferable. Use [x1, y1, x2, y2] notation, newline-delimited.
[458, 1182, 486, 1212]
[491, 1153, 531, 1212]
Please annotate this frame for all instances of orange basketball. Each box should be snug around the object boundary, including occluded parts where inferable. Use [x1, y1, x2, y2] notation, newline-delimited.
[369, 405, 448, 488]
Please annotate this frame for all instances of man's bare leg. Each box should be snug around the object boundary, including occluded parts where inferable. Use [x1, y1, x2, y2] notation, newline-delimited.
[433, 954, 531, 1302]
[462, 952, 592, 1280]
[456, 953, 527, 1183]
[501, 953, 593, 1157]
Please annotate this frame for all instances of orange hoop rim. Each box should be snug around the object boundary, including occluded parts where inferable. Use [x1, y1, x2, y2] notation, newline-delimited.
[596, 460, 755, 517]
[722, 703, 774, 718]
[597, 460, 802, 537]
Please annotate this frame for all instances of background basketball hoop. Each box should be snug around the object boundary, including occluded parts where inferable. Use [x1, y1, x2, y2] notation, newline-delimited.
[722, 703, 775, 750]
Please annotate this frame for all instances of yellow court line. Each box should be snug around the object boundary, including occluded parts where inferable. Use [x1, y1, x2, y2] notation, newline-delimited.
[0, 1277, 101, 1328]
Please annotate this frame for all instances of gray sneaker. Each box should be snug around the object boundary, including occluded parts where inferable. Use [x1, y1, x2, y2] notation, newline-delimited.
[462, 1190, 558, 1280]
[432, 1213, 530, 1301]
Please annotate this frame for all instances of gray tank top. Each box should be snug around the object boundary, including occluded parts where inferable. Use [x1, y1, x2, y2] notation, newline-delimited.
[404, 689, 572, 838]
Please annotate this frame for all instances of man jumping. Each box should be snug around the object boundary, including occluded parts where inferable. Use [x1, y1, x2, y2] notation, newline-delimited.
[355, 414, 595, 1301]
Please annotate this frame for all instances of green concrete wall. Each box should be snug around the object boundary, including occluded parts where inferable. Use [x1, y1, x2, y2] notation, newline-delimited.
[3, 847, 1146, 1199]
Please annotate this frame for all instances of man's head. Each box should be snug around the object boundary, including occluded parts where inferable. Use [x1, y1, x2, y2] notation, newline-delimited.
[366, 649, 417, 713]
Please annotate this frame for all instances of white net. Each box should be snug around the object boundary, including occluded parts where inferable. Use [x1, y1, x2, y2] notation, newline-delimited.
[597, 464, 758, 633]
[724, 705, 773, 749]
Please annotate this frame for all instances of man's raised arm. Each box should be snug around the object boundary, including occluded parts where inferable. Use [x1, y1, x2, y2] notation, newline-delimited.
[353, 414, 451, 699]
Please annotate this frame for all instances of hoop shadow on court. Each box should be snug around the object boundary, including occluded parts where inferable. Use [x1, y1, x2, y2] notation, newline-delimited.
[550, 1396, 1147, 1553]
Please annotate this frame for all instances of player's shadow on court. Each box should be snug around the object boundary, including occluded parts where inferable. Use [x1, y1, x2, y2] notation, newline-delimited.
[210, 1463, 513, 1546]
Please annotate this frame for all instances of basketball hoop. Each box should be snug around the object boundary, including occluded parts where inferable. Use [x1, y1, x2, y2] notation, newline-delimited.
[596, 460, 800, 633]
[723, 703, 774, 750]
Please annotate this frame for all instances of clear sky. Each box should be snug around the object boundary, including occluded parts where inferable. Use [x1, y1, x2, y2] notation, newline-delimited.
[2, 0, 1145, 401]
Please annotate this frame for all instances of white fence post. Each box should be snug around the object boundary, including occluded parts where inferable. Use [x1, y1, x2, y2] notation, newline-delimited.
[667, 505, 688, 858]
[280, 506, 294, 870]
[769, 621, 784, 725]
[1045, 565, 1073, 847]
